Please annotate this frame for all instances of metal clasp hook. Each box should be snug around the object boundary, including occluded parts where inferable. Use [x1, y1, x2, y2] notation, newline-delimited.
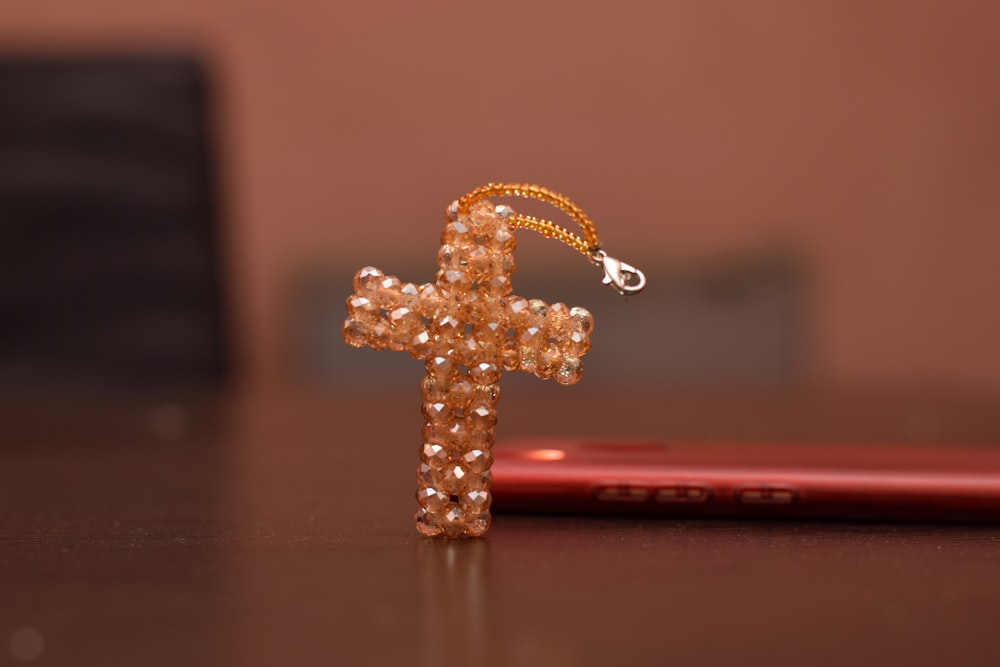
[590, 249, 647, 296]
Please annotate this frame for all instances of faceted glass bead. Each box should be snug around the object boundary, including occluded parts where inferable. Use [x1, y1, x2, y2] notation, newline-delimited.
[461, 448, 493, 473]
[554, 355, 583, 386]
[434, 314, 462, 341]
[570, 306, 594, 335]
[420, 375, 449, 401]
[519, 325, 544, 349]
[546, 302, 571, 335]
[490, 253, 515, 276]
[415, 508, 443, 537]
[439, 463, 470, 493]
[469, 362, 500, 385]
[400, 282, 420, 309]
[465, 512, 491, 537]
[460, 489, 491, 513]
[462, 429, 496, 451]
[449, 376, 475, 407]
[489, 226, 516, 254]
[421, 442, 450, 466]
[504, 297, 531, 326]
[341, 318, 368, 348]
[469, 200, 501, 236]
[461, 294, 488, 323]
[483, 274, 512, 297]
[500, 339, 520, 371]
[422, 401, 453, 423]
[536, 347, 561, 379]
[562, 329, 591, 356]
[389, 306, 420, 333]
[472, 382, 500, 405]
[346, 295, 377, 320]
[441, 420, 468, 448]
[409, 331, 435, 358]
[375, 276, 402, 308]
[474, 320, 505, 345]
[466, 404, 497, 430]
[417, 486, 449, 512]
[368, 321, 390, 350]
[442, 220, 475, 248]
[353, 266, 384, 297]
[417, 462, 440, 488]
[439, 268, 472, 295]
[465, 245, 491, 277]
[418, 283, 444, 317]
[440, 506, 467, 538]
[460, 470, 492, 491]
[454, 337, 479, 366]
[426, 352, 458, 379]
[437, 244, 463, 270]
[528, 298, 548, 319]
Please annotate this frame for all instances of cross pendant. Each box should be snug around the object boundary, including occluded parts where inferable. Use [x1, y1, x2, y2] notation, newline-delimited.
[342, 199, 594, 538]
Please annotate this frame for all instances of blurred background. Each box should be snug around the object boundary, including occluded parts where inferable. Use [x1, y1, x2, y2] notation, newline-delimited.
[1, 0, 999, 397]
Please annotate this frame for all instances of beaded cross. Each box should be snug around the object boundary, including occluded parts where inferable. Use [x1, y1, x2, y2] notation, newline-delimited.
[343, 184, 644, 538]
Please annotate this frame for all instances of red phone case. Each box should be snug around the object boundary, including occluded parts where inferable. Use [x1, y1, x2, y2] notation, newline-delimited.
[490, 438, 1000, 522]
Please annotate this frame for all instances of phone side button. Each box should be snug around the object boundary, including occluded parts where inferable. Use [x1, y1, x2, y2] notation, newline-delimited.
[735, 487, 798, 505]
[594, 485, 650, 502]
[655, 485, 713, 504]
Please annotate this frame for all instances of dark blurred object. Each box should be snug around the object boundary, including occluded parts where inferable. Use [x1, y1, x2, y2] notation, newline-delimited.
[0, 55, 228, 390]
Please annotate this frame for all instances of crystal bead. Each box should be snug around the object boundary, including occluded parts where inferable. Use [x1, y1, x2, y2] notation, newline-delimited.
[437, 244, 463, 270]
[434, 314, 462, 341]
[440, 506, 467, 538]
[422, 401, 453, 423]
[570, 306, 594, 335]
[368, 321, 390, 350]
[389, 306, 420, 334]
[438, 463, 470, 493]
[449, 375, 475, 407]
[461, 448, 493, 473]
[417, 462, 440, 488]
[504, 297, 531, 326]
[469, 361, 500, 385]
[461, 470, 492, 491]
[460, 489, 491, 513]
[441, 420, 468, 448]
[554, 355, 583, 386]
[400, 282, 420, 309]
[453, 337, 479, 366]
[536, 347, 561, 380]
[374, 276, 402, 308]
[346, 295, 377, 320]
[353, 266, 384, 297]
[462, 429, 495, 451]
[489, 226, 516, 254]
[417, 486, 449, 512]
[428, 349, 459, 376]
[500, 339, 520, 371]
[415, 508, 444, 537]
[417, 283, 444, 317]
[546, 302, 571, 335]
[438, 268, 472, 295]
[409, 331, 435, 358]
[527, 298, 548, 319]
[421, 375, 449, 401]
[442, 220, 475, 248]
[466, 403, 497, 430]
[491, 253, 515, 276]
[469, 200, 501, 236]
[519, 325, 544, 349]
[420, 442, 450, 466]
[461, 294, 488, 323]
[465, 245, 491, 277]
[341, 318, 368, 348]
[465, 512, 491, 537]
[472, 382, 500, 405]
[562, 329, 591, 356]
[474, 319, 505, 345]
[483, 274, 512, 297]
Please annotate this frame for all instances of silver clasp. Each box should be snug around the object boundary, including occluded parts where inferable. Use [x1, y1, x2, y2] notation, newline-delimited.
[590, 249, 647, 296]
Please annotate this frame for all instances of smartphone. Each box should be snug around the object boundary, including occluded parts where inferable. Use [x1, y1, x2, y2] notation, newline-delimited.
[490, 437, 1000, 522]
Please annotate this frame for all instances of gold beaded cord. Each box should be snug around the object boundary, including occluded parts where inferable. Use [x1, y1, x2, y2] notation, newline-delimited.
[342, 184, 599, 538]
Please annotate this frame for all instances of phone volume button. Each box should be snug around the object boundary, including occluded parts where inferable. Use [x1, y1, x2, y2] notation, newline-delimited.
[594, 484, 650, 502]
[735, 486, 798, 505]
[655, 484, 713, 504]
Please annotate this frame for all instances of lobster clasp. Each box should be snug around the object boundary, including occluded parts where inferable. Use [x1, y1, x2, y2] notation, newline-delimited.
[590, 249, 647, 296]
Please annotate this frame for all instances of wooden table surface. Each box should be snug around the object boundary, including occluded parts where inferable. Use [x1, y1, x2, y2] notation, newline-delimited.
[3, 387, 1000, 666]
